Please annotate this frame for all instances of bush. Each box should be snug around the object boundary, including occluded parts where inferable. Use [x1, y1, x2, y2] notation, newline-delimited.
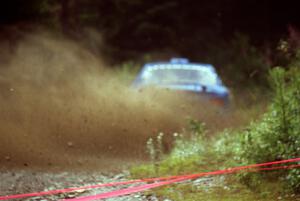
[238, 66, 300, 192]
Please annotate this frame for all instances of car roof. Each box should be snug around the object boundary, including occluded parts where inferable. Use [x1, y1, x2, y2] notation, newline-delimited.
[142, 58, 216, 72]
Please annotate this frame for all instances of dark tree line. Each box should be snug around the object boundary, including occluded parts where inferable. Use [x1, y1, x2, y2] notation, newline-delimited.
[0, 0, 299, 62]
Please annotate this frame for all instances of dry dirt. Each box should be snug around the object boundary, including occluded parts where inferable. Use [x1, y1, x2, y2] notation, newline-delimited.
[0, 168, 153, 201]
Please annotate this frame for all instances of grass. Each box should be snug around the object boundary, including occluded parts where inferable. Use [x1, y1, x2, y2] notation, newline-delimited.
[149, 179, 300, 201]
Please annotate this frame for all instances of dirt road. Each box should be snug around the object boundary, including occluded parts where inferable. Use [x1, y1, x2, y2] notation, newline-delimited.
[0, 168, 158, 201]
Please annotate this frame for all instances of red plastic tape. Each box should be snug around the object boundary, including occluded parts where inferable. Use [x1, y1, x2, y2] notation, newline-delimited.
[0, 157, 299, 200]
[65, 164, 300, 201]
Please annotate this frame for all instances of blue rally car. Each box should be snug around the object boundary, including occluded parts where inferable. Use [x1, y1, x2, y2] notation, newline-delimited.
[133, 58, 230, 107]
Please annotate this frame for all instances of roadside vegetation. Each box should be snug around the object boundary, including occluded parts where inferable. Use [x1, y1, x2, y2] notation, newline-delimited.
[130, 46, 300, 200]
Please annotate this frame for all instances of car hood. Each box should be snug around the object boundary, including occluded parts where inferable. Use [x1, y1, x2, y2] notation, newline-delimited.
[135, 83, 229, 98]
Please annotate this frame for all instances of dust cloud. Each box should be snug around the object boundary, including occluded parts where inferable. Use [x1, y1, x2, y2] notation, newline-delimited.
[0, 32, 240, 170]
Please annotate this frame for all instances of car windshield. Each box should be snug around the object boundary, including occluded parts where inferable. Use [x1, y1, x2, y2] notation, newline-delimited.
[142, 66, 218, 86]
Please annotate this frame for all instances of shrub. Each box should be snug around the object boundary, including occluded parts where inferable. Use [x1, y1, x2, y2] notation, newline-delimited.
[238, 66, 300, 192]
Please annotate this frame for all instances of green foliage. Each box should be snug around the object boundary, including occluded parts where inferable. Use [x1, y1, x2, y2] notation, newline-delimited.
[238, 67, 300, 192]
[188, 119, 207, 139]
[149, 178, 298, 201]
